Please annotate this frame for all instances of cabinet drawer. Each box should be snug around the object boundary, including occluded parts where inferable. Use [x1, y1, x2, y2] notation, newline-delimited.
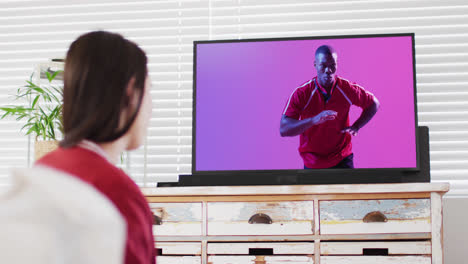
[208, 242, 314, 255]
[320, 199, 431, 234]
[149, 203, 202, 236]
[207, 201, 314, 235]
[208, 256, 314, 264]
[156, 242, 201, 255]
[321, 256, 430, 264]
[157, 256, 201, 264]
[321, 241, 431, 255]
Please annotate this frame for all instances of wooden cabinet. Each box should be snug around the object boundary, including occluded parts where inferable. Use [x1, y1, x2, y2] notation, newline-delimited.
[208, 242, 315, 264]
[155, 243, 202, 264]
[320, 241, 431, 264]
[143, 183, 449, 264]
[207, 201, 315, 236]
[149, 202, 203, 236]
[320, 241, 431, 255]
[208, 255, 315, 264]
[319, 199, 431, 234]
[320, 256, 431, 264]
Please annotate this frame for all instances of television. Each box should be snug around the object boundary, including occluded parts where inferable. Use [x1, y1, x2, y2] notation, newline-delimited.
[178, 33, 429, 186]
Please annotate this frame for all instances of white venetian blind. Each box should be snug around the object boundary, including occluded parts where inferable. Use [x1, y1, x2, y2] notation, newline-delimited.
[0, 0, 209, 186]
[207, 0, 468, 197]
[0, 0, 467, 196]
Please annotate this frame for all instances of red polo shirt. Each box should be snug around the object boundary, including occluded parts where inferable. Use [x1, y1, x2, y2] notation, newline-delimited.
[37, 146, 156, 264]
[283, 76, 375, 168]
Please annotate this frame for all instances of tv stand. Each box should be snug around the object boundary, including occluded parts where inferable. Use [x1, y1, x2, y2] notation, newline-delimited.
[143, 182, 449, 264]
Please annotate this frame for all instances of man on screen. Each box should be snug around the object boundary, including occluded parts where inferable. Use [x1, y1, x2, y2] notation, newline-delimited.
[280, 45, 380, 169]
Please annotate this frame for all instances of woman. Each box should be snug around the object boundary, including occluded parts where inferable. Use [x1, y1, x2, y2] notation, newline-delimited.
[37, 31, 155, 264]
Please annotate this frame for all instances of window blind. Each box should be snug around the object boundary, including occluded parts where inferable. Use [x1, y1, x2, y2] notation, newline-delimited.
[207, 0, 468, 197]
[0, 0, 467, 196]
[0, 0, 209, 187]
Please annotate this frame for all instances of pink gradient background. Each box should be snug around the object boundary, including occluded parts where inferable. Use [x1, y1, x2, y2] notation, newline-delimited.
[195, 36, 417, 171]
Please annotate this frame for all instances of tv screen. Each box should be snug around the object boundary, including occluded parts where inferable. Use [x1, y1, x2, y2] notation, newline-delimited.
[193, 33, 418, 175]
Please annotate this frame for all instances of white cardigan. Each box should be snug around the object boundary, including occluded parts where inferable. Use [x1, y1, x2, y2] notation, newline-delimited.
[0, 166, 126, 264]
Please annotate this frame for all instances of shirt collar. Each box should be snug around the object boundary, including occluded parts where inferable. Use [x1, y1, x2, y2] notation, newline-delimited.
[315, 77, 337, 103]
[315, 77, 336, 94]
[77, 140, 112, 163]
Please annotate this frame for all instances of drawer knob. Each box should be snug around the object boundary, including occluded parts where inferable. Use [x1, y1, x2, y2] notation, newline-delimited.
[254, 256, 266, 264]
[363, 211, 388, 223]
[153, 214, 163, 225]
[248, 213, 273, 224]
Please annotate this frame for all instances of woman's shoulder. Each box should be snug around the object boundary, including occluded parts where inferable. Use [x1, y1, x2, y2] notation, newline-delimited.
[37, 146, 148, 210]
[37, 147, 135, 190]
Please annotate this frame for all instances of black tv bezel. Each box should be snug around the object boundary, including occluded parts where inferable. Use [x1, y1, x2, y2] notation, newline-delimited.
[191, 32, 420, 181]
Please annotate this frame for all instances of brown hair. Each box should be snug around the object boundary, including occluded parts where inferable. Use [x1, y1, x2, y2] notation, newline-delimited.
[61, 31, 148, 147]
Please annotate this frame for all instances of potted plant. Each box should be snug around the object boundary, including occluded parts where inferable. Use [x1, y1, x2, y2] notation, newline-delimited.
[0, 70, 63, 160]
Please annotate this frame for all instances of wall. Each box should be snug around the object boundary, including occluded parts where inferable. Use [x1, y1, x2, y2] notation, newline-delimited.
[444, 197, 468, 264]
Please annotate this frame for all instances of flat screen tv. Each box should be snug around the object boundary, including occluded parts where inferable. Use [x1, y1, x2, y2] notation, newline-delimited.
[184, 33, 427, 186]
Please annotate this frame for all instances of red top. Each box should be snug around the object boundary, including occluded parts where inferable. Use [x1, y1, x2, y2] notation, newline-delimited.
[283, 76, 375, 168]
[37, 146, 156, 264]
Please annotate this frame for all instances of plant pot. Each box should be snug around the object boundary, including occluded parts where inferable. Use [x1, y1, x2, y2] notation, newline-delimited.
[34, 140, 59, 160]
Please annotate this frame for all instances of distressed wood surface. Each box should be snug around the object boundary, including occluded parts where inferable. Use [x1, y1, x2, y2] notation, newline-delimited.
[320, 199, 431, 234]
[153, 233, 432, 242]
[321, 256, 431, 264]
[314, 199, 320, 234]
[156, 256, 202, 264]
[207, 201, 314, 235]
[146, 193, 431, 203]
[431, 192, 444, 264]
[208, 256, 314, 264]
[202, 240, 208, 264]
[143, 183, 449, 264]
[320, 241, 431, 255]
[142, 183, 449, 197]
[314, 239, 320, 264]
[156, 242, 201, 255]
[149, 202, 202, 236]
[207, 242, 314, 255]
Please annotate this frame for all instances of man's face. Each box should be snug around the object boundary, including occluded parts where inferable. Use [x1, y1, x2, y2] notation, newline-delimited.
[314, 52, 338, 87]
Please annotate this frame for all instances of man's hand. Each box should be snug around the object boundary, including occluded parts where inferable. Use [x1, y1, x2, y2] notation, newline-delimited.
[341, 125, 359, 136]
[280, 110, 337, 137]
[342, 96, 380, 137]
[311, 110, 337, 125]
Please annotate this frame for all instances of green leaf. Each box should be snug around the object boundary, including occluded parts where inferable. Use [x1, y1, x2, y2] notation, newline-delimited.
[38, 107, 47, 117]
[0, 107, 14, 113]
[0, 112, 10, 119]
[26, 81, 40, 90]
[55, 120, 64, 134]
[51, 86, 63, 96]
[41, 86, 58, 103]
[16, 113, 27, 121]
[31, 86, 45, 94]
[0, 106, 33, 115]
[26, 123, 40, 136]
[31, 95, 40, 108]
[26, 126, 36, 136]
[21, 122, 34, 131]
[26, 116, 36, 124]
[46, 71, 52, 82]
[48, 70, 62, 82]
[40, 122, 46, 141]
[48, 121, 55, 139]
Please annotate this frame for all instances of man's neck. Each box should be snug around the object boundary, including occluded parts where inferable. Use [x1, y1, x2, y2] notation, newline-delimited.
[317, 79, 333, 93]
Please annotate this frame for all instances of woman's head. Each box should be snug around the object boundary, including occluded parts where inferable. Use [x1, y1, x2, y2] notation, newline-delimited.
[61, 31, 151, 150]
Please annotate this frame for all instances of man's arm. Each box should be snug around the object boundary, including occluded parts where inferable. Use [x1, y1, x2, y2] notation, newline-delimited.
[280, 110, 337, 137]
[341, 96, 380, 136]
